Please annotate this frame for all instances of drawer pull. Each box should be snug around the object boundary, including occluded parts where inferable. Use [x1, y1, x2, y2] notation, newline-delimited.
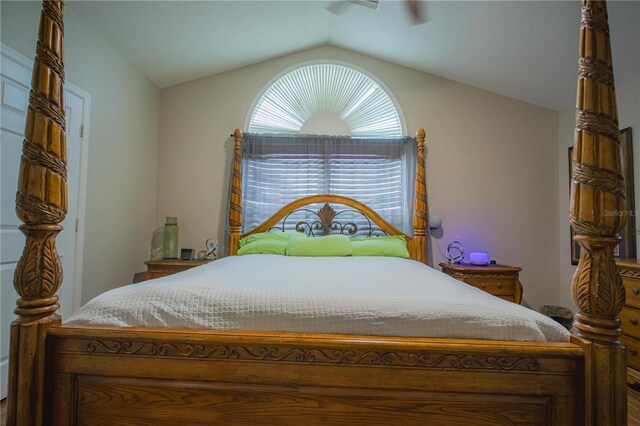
[629, 382, 640, 393]
[634, 287, 639, 296]
[631, 348, 638, 356]
[480, 283, 486, 289]
[496, 282, 502, 289]
[632, 318, 638, 326]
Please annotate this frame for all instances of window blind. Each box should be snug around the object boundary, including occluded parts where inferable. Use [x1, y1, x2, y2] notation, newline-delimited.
[242, 133, 416, 235]
[248, 64, 403, 137]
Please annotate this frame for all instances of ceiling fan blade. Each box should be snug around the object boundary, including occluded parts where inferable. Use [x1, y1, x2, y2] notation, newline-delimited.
[352, 0, 380, 9]
[326, 1, 353, 15]
[327, 0, 427, 25]
[405, 0, 428, 25]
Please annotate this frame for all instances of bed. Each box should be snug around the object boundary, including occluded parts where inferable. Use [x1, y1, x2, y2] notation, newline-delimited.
[6, 1, 627, 425]
[65, 255, 570, 342]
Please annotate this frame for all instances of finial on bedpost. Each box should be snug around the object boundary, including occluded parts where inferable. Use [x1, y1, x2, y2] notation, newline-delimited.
[228, 129, 243, 256]
[411, 128, 428, 263]
[8, 1, 66, 424]
[569, 0, 626, 423]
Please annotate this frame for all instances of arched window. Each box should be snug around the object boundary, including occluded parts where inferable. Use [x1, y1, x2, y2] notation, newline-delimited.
[242, 63, 413, 233]
[248, 63, 404, 137]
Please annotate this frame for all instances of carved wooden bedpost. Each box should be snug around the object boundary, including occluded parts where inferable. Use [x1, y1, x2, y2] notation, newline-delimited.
[412, 128, 428, 263]
[570, 0, 627, 424]
[228, 129, 243, 255]
[7, 1, 66, 424]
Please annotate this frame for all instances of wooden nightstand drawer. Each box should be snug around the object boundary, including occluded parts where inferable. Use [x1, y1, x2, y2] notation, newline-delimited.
[439, 263, 523, 304]
[629, 368, 640, 426]
[625, 277, 640, 310]
[617, 259, 640, 425]
[622, 307, 640, 341]
[145, 259, 211, 280]
[147, 271, 176, 280]
[462, 278, 514, 296]
[623, 336, 640, 371]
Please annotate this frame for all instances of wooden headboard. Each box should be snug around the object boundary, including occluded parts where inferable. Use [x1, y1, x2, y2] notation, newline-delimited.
[227, 129, 429, 264]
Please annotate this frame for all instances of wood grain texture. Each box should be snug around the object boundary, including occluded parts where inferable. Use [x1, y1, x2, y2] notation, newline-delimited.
[144, 259, 211, 280]
[623, 336, 640, 371]
[0, 398, 6, 426]
[569, 1, 627, 424]
[622, 307, 640, 340]
[412, 128, 428, 263]
[75, 377, 551, 426]
[227, 128, 243, 256]
[571, 0, 626, 327]
[440, 263, 523, 304]
[629, 368, 640, 425]
[622, 280, 640, 311]
[46, 326, 582, 425]
[617, 259, 640, 424]
[7, 1, 66, 425]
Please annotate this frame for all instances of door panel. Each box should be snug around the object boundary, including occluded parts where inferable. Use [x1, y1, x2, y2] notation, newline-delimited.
[1, 80, 28, 112]
[0, 51, 32, 401]
[0, 103, 28, 135]
[0, 46, 87, 399]
[58, 89, 84, 319]
[0, 131, 22, 228]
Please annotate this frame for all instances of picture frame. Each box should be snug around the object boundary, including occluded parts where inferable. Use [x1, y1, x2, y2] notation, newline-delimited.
[180, 248, 194, 261]
[569, 127, 635, 265]
[620, 127, 636, 260]
[568, 146, 580, 265]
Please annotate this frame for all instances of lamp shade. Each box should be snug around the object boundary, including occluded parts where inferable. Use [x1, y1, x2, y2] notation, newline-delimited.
[429, 215, 442, 230]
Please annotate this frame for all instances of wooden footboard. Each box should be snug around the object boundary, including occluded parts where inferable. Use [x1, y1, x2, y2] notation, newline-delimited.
[46, 326, 583, 425]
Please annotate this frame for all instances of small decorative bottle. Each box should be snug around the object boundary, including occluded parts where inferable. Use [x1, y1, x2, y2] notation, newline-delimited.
[163, 217, 179, 259]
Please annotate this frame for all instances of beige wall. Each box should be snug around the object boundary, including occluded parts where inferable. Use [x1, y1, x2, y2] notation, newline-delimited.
[0, 5, 571, 311]
[158, 45, 559, 310]
[1, 1, 160, 303]
[557, 72, 640, 311]
[557, 108, 576, 311]
[2, 4, 631, 315]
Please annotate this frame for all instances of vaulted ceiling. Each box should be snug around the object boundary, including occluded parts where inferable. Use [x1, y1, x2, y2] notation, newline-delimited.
[70, 0, 639, 111]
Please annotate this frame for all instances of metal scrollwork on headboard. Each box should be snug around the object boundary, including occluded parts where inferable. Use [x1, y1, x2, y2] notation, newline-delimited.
[268, 203, 388, 237]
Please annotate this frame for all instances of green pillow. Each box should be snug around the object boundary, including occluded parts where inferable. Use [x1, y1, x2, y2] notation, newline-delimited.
[238, 232, 306, 255]
[286, 234, 352, 257]
[351, 235, 410, 259]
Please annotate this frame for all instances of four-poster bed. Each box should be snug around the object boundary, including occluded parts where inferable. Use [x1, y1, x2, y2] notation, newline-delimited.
[6, 1, 628, 424]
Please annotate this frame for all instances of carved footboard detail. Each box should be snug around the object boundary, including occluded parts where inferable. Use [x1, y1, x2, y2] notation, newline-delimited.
[48, 327, 583, 425]
[83, 339, 540, 371]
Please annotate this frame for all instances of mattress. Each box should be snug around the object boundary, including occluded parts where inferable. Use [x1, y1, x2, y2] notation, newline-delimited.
[66, 255, 570, 342]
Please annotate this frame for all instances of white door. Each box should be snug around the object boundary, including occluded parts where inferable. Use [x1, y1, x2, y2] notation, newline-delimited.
[0, 45, 88, 399]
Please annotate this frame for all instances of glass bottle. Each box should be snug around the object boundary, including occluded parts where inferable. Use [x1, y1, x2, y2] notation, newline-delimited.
[162, 216, 179, 259]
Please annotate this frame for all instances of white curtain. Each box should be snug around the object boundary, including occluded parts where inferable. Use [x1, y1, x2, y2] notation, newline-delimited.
[241, 133, 416, 234]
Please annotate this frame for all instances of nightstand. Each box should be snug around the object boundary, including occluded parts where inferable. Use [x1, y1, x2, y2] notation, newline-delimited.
[144, 259, 211, 280]
[439, 262, 523, 304]
[614, 258, 640, 424]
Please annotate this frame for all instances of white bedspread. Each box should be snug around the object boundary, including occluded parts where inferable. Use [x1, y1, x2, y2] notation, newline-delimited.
[66, 255, 570, 342]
